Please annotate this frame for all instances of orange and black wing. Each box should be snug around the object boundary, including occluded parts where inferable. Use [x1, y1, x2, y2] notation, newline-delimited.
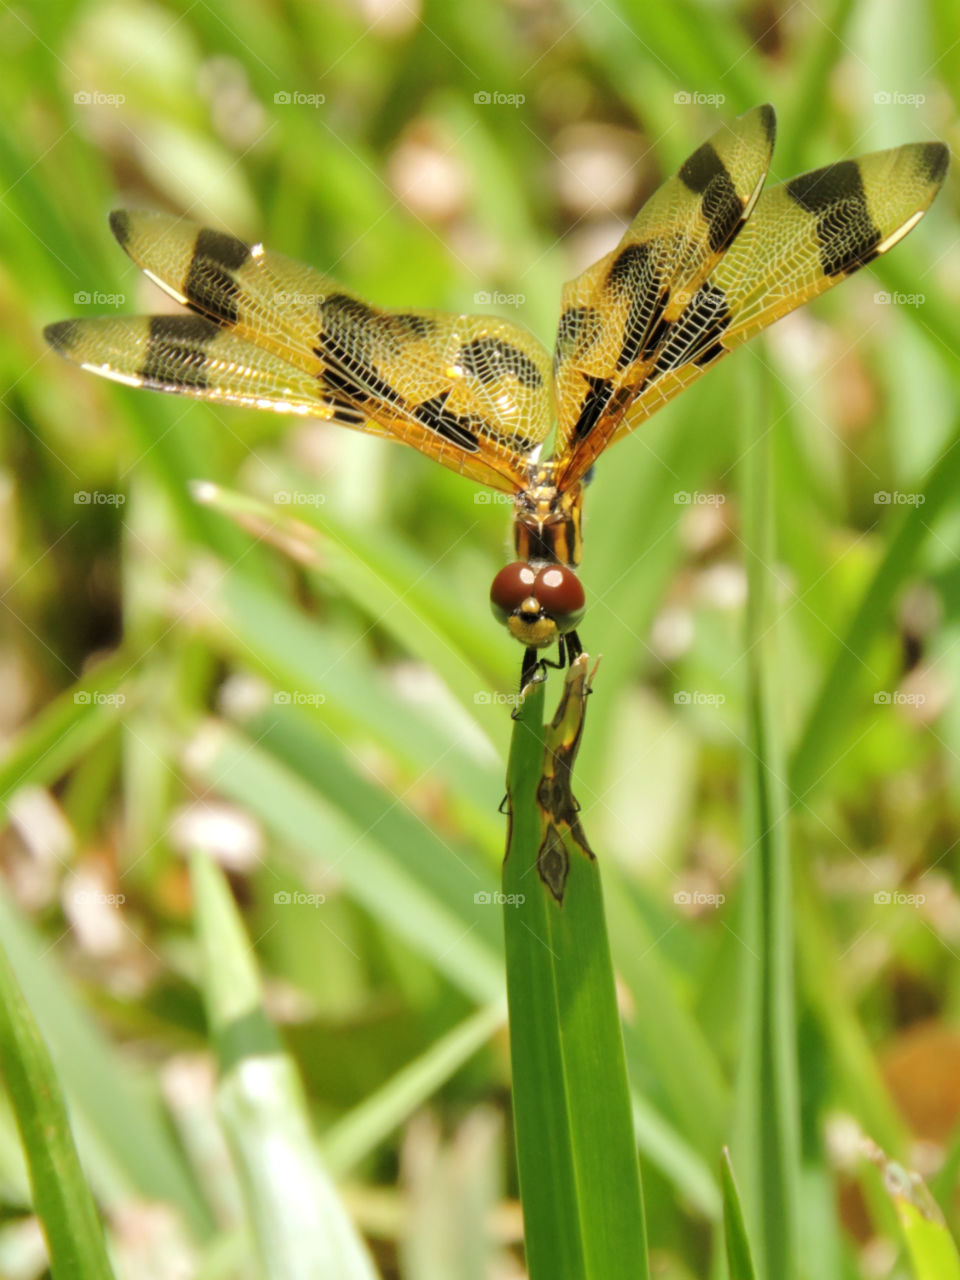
[44, 211, 554, 494]
[552, 110, 948, 487]
[552, 104, 776, 485]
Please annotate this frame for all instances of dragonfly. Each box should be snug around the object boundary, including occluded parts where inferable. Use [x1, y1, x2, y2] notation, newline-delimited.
[45, 105, 948, 688]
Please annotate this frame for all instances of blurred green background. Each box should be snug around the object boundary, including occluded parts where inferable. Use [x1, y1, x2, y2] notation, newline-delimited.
[2, 0, 960, 1276]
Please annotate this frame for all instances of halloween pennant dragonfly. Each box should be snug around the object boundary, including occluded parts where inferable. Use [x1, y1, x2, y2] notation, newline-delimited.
[45, 106, 948, 687]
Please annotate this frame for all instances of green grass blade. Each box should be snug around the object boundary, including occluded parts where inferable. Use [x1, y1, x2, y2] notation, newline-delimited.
[0, 938, 115, 1280]
[0, 655, 134, 820]
[322, 1001, 506, 1175]
[191, 852, 380, 1280]
[503, 667, 649, 1280]
[722, 1149, 759, 1280]
[732, 358, 800, 1279]
[189, 723, 503, 1002]
[869, 1145, 960, 1280]
[0, 890, 209, 1234]
[790, 419, 960, 801]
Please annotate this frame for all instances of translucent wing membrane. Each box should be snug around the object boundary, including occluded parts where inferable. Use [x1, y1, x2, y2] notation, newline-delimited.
[555, 134, 948, 483]
[45, 210, 554, 493]
[44, 122, 948, 502]
[552, 104, 776, 484]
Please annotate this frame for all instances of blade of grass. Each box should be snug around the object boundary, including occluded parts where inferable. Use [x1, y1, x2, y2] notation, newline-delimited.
[0, 654, 135, 821]
[732, 357, 800, 1279]
[0, 890, 209, 1235]
[191, 851, 380, 1280]
[868, 1144, 960, 1280]
[722, 1148, 759, 1280]
[188, 722, 504, 1003]
[503, 662, 649, 1280]
[192, 479, 514, 700]
[790, 418, 960, 802]
[0, 938, 116, 1280]
[322, 1001, 507, 1175]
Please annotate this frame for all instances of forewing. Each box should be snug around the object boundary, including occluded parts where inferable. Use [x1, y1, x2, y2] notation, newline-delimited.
[44, 313, 344, 415]
[46, 210, 554, 493]
[595, 140, 950, 454]
[553, 105, 776, 483]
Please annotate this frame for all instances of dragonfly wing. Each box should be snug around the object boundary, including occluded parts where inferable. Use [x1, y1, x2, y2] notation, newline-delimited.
[45, 210, 555, 493]
[552, 105, 777, 484]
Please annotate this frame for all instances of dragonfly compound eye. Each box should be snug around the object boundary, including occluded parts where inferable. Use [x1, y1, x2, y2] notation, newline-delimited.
[490, 562, 538, 624]
[533, 565, 585, 633]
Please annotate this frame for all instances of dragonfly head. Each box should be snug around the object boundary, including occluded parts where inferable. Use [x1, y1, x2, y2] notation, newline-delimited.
[489, 561, 585, 649]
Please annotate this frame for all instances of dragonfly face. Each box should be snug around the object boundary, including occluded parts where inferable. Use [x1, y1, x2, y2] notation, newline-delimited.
[490, 560, 586, 650]
[44, 106, 948, 689]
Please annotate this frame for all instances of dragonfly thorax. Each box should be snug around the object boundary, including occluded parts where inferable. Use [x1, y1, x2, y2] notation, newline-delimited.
[512, 471, 584, 569]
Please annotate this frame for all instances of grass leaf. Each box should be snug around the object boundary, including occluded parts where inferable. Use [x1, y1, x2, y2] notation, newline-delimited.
[191, 851, 380, 1280]
[0, 938, 115, 1280]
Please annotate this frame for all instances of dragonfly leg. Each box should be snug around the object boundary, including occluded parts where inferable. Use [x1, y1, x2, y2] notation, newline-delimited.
[564, 630, 583, 666]
[520, 646, 540, 690]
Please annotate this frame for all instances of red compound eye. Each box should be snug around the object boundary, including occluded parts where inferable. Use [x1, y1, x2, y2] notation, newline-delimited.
[490, 562, 537, 621]
[533, 565, 585, 630]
